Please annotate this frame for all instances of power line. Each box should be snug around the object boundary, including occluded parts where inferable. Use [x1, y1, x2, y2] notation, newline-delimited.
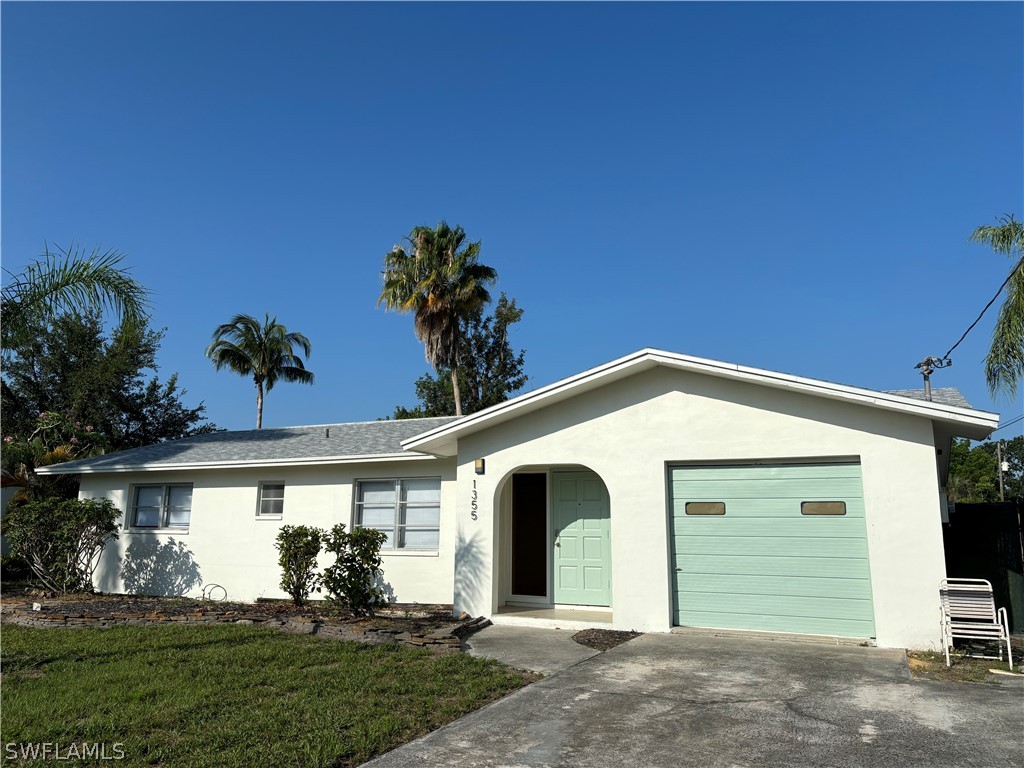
[993, 414, 1024, 432]
[941, 256, 1024, 361]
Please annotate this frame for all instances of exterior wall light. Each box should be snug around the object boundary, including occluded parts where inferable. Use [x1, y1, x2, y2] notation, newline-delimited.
[474, 458, 486, 475]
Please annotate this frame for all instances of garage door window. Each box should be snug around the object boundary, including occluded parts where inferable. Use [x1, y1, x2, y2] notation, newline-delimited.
[685, 502, 726, 515]
[800, 501, 847, 516]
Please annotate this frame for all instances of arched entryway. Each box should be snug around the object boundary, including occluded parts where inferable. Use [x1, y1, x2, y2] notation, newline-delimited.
[495, 465, 611, 613]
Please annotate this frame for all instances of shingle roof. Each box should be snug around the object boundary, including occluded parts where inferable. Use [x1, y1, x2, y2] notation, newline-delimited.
[881, 387, 973, 410]
[39, 417, 462, 474]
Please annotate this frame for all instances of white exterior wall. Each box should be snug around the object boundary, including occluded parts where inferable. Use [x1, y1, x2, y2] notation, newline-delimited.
[79, 458, 457, 605]
[452, 367, 947, 650]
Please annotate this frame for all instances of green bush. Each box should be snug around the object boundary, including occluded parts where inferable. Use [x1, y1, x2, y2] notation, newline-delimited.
[2, 497, 119, 593]
[274, 525, 323, 606]
[322, 524, 388, 616]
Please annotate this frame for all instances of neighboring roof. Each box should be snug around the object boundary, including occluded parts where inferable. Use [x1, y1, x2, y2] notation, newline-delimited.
[882, 387, 973, 410]
[403, 349, 1001, 456]
[37, 417, 461, 475]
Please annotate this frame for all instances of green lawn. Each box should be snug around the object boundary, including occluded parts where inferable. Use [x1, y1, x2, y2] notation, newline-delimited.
[1, 624, 532, 766]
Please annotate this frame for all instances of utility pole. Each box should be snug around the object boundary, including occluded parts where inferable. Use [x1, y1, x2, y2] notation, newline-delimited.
[997, 440, 1006, 502]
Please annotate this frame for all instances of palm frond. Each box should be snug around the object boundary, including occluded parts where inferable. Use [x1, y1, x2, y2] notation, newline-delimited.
[1, 243, 151, 347]
[984, 256, 1024, 398]
[970, 214, 1024, 256]
[969, 215, 1024, 398]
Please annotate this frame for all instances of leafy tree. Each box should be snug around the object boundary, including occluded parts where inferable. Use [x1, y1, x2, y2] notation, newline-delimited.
[275, 525, 324, 606]
[392, 294, 527, 418]
[2, 496, 120, 594]
[378, 221, 497, 416]
[945, 436, 1024, 502]
[205, 313, 314, 429]
[969, 214, 1024, 398]
[2, 243, 149, 349]
[978, 435, 1024, 500]
[2, 311, 217, 453]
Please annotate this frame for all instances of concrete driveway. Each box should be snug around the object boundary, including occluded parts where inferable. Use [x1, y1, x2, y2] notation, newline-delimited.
[367, 631, 1024, 768]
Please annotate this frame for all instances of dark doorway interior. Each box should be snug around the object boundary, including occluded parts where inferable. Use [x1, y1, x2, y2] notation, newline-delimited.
[512, 473, 547, 597]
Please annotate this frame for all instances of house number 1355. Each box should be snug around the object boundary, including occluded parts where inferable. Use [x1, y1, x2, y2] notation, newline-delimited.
[471, 480, 479, 521]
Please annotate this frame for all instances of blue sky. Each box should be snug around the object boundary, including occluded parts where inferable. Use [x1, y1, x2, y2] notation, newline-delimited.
[3, 2, 1022, 437]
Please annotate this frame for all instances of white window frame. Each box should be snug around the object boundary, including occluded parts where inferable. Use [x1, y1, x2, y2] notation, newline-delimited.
[353, 477, 441, 552]
[256, 481, 286, 519]
[129, 484, 193, 531]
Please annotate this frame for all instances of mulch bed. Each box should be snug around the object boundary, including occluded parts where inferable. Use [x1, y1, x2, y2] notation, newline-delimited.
[572, 628, 642, 651]
[1, 589, 461, 635]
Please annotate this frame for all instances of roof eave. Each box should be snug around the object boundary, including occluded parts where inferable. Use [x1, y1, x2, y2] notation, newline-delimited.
[35, 451, 441, 475]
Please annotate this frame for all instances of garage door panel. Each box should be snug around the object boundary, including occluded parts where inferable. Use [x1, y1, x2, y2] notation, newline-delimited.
[672, 477, 864, 500]
[673, 534, 869, 559]
[673, 518, 869, 538]
[670, 462, 874, 638]
[675, 609, 875, 639]
[672, 464, 864, 482]
[675, 573, 872, 600]
[676, 553, 868, 579]
[677, 591, 874, 621]
[669, 497, 865, 518]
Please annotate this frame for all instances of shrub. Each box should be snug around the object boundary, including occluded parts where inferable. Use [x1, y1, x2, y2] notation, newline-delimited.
[2, 497, 120, 594]
[322, 524, 388, 616]
[275, 525, 324, 606]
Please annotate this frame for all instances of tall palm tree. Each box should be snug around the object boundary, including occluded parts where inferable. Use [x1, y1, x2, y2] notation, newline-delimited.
[2, 243, 150, 348]
[969, 214, 1024, 398]
[378, 222, 497, 416]
[205, 313, 313, 428]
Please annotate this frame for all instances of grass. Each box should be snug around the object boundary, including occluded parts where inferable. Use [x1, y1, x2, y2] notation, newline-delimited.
[0, 624, 533, 767]
[907, 644, 1023, 684]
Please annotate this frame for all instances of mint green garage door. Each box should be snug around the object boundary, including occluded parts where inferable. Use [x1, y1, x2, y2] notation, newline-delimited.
[670, 463, 875, 638]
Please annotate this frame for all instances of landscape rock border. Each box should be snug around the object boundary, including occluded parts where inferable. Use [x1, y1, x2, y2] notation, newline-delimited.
[2, 607, 492, 652]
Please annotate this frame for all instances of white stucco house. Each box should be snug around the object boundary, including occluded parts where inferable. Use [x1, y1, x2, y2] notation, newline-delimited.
[39, 349, 999, 650]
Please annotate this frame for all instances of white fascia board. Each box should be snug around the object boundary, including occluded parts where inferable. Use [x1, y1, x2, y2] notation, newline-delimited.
[402, 348, 1000, 455]
[658, 353, 999, 425]
[34, 452, 438, 475]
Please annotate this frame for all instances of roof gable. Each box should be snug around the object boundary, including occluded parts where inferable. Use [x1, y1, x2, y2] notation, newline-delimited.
[402, 349, 1000, 456]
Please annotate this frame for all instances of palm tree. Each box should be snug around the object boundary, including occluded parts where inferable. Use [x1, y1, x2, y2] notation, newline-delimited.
[378, 222, 497, 416]
[205, 314, 313, 428]
[969, 214, 1024, 398]
[2, 243, 150, 348]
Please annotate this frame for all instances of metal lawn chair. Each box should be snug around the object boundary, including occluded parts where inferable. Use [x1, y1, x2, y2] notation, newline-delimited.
[939, 578, 1013, 670]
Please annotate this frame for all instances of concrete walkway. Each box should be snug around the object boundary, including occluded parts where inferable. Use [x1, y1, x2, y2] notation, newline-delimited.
[368, 631, 1024, 768]
[465, 625, 600, 675]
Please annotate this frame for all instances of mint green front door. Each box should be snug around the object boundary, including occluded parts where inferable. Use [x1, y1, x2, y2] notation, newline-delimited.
[553, 471, 611, 606]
